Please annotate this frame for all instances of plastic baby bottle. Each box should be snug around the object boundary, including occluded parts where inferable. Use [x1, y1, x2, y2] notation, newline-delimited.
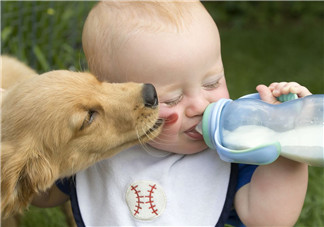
[196, 93, 324, 167]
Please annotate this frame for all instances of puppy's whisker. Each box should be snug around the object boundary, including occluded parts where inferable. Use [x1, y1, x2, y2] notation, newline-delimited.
[136, 128, 153, 153]
[147, 130, 175, 141]
[142, 123, 164, 141]
[136, 128, 142, 141]
[136, 124, 163, 151]
[140, 142, 152, 153]
[143, 134, 175, 146]
[149, 138, 177, 146]
[148, 136, 171, 144]
[136, 127, 150, 146]
[141, 126, 155, 141]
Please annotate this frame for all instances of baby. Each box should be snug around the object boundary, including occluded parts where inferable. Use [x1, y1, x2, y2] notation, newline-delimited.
[33, 1, 311, 226]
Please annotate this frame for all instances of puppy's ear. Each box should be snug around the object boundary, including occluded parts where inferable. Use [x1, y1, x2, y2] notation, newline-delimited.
[1, 142, 54, 218]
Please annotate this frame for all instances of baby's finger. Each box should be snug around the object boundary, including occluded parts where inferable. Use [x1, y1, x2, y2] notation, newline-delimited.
[272, 82, 305, 97]
[256, 84, 280, 104]
[290, 85, 312, 97]
[272, 82, 289, 97]
[280, 82, 301, 95]
[268, 82, 279, 91]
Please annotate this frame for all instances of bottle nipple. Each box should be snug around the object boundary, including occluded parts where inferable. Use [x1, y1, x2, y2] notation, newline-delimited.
[195, 121, 203, 135]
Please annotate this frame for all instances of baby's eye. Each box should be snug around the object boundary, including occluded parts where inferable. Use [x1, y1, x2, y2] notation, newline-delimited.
[162, 95, 183, 107]
[203, 80, 220, 90]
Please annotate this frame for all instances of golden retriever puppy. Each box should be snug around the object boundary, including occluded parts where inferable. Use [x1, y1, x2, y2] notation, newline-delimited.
[1, 56, 38, 227]
[1, 69, 162, 218]
[1, 56, 73, 227]
[1, 55, 38, 89]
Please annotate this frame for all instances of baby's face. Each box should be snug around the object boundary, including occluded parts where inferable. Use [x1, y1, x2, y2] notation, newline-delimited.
[112, 7, 229, 154]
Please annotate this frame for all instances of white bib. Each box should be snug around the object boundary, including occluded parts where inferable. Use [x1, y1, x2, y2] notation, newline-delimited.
[76, 145, 231, 226]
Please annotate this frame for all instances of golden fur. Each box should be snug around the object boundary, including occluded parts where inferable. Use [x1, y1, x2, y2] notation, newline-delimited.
[1, 57, 162, 218]
[1, 55, 38, 89]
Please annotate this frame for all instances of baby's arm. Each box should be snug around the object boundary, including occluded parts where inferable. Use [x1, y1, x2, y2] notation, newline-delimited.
[32, 184, 69, 208]
[234, 82, 310, 226]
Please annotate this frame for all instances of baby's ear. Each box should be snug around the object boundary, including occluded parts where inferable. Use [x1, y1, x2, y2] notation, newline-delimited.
[1, 142, 54, 218]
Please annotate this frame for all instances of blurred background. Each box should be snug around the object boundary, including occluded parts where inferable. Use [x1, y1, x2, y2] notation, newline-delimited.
[1, 1, 323, 227]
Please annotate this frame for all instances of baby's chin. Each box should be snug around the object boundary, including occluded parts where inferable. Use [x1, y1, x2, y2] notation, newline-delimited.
[147, 141, 208, 155]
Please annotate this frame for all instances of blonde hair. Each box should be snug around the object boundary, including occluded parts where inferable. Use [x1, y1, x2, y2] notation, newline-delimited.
[82, 1, 205, 82]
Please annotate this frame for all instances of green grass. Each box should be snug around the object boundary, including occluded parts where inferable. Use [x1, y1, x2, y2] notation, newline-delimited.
[1, 1, 96, 72]
[299, 168, 324, 227]
[221, 24, 323, 98]
[20, 206, 69, 227]
[1, 1, 323, 226]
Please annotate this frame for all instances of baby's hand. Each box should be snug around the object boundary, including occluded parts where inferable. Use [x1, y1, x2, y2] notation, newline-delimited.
[256, 82, 312, 104]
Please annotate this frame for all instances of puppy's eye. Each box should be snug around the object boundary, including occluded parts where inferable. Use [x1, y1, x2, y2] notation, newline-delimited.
[80, 110, 97, 130]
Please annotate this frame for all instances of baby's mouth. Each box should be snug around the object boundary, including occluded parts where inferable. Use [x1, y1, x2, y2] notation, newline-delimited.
[184, 125, 204, 140]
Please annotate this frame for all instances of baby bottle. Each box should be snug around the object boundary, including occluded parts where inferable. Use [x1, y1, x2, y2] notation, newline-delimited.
[196, 93, 324, 167]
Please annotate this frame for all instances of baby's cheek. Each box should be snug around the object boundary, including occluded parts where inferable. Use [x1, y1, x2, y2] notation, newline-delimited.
[158, 105, 172, 118]
[164, 113, 178, 125]
[149, 106, 182, 151]
[158, 105, 180, 132]
[159, 105, 178, 123]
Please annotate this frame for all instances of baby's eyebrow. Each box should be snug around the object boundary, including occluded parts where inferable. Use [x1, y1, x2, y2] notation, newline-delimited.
[158, 89, 183, 102]
[158, 84, 182, 95]
[206, 68, 224, 77]
[203, 71, 224, 83]
[213, 70, 225, 78]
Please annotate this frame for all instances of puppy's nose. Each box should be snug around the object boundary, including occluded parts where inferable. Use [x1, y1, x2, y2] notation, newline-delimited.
[142, 83, 158, 108]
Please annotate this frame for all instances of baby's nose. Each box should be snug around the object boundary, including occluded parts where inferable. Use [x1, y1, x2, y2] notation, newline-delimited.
[185, 95, 210, 117]
[142, 83, 158, 108]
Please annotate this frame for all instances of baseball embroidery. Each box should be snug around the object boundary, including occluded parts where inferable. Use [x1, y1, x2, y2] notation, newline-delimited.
[126, 180, 166, 221]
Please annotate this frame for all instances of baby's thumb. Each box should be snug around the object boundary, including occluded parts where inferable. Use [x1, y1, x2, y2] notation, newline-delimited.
[256, 84, 279, 104]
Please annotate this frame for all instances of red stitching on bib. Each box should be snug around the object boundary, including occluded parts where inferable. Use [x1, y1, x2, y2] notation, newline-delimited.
[145, 184, 158, 215]
[131, 185, 144, 216]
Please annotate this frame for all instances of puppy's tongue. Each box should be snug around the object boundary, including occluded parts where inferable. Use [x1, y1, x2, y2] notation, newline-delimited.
[164, 113, 178, 125]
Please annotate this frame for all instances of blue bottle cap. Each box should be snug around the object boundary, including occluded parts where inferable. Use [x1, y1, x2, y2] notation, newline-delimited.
[201, 96, 281, 165]
[276, 93, 298, 102]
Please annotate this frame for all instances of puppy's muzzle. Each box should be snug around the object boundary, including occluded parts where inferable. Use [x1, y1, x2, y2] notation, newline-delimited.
[142, 83, 158, 108]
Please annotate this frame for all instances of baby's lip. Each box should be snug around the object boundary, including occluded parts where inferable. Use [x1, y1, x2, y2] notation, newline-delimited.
[185, 124, 204, 140]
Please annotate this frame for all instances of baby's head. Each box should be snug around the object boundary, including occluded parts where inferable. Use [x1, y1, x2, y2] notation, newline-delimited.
[83, 1, 229, 154]
[83, 1, 197, 82]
